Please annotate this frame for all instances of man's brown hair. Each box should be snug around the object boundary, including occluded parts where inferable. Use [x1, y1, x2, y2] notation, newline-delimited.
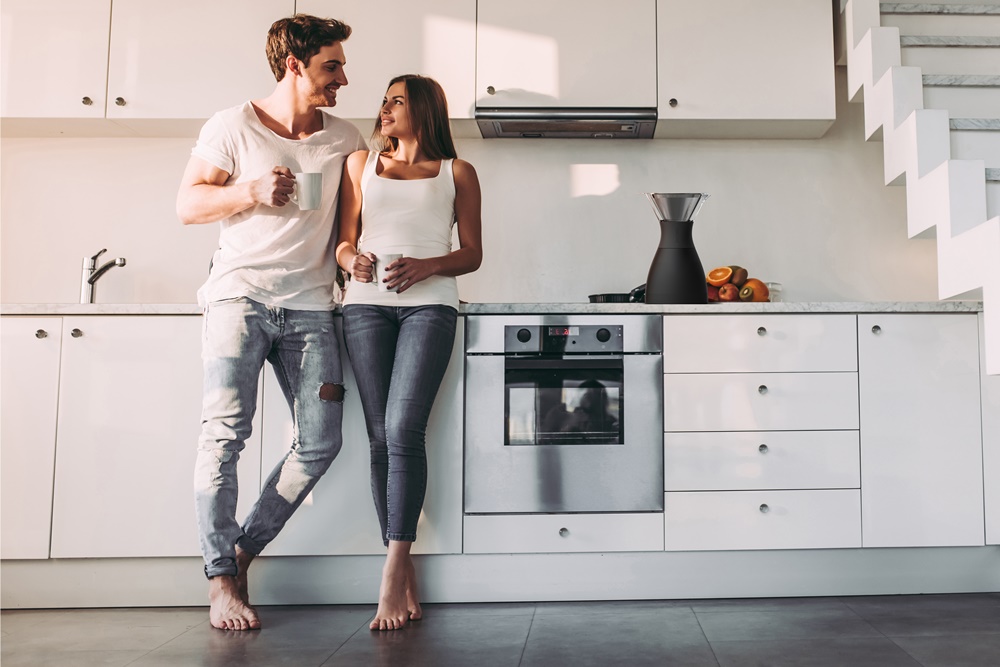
[266, 14, 352, 82]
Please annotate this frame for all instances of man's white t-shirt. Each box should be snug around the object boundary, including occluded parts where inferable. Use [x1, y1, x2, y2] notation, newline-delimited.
[192, 101, 366, 310]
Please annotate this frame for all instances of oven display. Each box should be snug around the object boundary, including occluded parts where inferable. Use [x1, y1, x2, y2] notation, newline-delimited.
[547, 326, 579, 337]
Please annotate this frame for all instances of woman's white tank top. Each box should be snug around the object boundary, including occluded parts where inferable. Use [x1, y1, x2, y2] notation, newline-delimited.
[342, 151, 459, 308]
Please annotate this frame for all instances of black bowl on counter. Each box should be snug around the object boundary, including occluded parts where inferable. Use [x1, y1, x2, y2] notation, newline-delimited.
[588, 293, 631, 303]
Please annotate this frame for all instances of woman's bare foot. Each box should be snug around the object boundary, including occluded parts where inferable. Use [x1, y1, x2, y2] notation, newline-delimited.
[371, 543, 412, 630]
[209, 575, 261, 631]
[405, 557, 422, 621]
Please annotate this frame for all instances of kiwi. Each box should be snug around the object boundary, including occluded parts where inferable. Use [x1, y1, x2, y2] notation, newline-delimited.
[729, 266, 749, 287]
[739, 285, 755, 301]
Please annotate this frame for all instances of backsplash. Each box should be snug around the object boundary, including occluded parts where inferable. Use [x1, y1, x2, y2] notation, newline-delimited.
[0, 71, 938, 305]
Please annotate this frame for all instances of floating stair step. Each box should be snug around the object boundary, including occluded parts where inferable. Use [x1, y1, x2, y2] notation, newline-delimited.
[883, 9, 1000, 38]
[902, 43, 1000, 75]
[951, 121, 1000, 167]
[901, 35, 1000, 46]
[923, 74, 1000, 85]
[988, 168, 1000, 181]
[950, 118, 1000, 129]
[922, 76, 1000, 119]
[881, 4, 1000, 16]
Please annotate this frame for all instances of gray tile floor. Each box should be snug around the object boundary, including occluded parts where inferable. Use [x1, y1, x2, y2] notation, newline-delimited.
[2, 593, 999, 666]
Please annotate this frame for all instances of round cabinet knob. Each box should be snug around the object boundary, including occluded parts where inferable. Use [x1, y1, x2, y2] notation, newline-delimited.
[668, 98, 678, 107]
[757, 326, 767, 336]
[486, 86, 496, 95]
[115, 97, 126, 107]
[871, 325, 882, 335]
[759, 504, 770, 513]
[757, 385, 768, 395]
[81, 96, 93, 106]
[758, 444, 769, 454]
[70, 328, 84, 338]
[516, 328, 532, 343]
[558, 527, 569, 537]
[35, 329, 48, 339]
[596, 328, 611, 343]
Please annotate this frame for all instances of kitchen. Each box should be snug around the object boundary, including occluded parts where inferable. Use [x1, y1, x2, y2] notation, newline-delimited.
[2, 0, 999, 664]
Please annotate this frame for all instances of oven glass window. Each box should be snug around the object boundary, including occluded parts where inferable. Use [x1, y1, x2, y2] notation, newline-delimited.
[505, 366, 623, 445]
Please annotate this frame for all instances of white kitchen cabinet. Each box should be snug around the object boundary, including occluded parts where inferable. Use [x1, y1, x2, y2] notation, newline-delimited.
[464, 513, 664, 554]
[982, 314, 1000, 545]
[0, 318, 62, 559]
[858, 314, 984, 548]
[49, 316, 263, 558]
[0, 0, 111, 119]
[655, 0, 836, 138]
[106, 0, 290, 129]
[297, 0, 476, 120]
[263, 319, 465, 556]
[476, 0, 656, 108]
[2, 0, 291, 135]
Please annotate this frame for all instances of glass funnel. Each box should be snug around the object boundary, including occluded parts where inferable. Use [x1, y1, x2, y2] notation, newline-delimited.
[645, 193, 710, 222]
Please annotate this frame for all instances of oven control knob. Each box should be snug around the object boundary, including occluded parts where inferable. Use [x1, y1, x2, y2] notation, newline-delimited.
[596, 328, 611, 343]
[516, 328, 532, 343]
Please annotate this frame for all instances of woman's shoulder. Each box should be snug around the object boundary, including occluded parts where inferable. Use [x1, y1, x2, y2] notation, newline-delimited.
[451, 158, 480, 185]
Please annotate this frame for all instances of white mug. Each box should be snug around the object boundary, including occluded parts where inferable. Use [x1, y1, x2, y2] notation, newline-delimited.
[290, 172, 322, 210]
[373, 254, 403, 292]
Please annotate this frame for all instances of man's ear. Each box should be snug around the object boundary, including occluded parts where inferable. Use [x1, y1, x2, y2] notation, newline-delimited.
[285, 55, 301, 77]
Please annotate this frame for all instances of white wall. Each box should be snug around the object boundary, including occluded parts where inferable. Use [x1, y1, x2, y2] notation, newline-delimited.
[0, 70, 937, 305]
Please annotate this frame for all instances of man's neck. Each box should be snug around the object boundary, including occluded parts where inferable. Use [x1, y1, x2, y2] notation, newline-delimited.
[252, 86, 323, 140]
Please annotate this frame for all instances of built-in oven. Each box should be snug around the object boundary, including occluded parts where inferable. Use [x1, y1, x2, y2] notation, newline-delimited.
[464, 315, 663, 514]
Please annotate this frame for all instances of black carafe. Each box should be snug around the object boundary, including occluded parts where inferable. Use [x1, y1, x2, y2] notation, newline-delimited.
[644, 193, 710, 304]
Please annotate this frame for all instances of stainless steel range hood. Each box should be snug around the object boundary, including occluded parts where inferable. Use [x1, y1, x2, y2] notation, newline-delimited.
[475, 107, 656, 139]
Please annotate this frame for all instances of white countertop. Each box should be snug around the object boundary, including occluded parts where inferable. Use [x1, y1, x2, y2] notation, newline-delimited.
[0, 301, 984, 316]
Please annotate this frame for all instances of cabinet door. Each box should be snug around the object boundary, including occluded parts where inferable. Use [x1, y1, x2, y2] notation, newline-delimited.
[476, 0, 656, 108]
[656, 0, 835, 137]
[980, 313, 1000, 545]
[49, 317, 263, 558]
[106, 0, 291, 121]
[0, 0, 111, 118]
[263, 319, 464, 555]
[858, 314, 984, 548]
[298, 0, 476, 119]
[0, 318, 62, 559]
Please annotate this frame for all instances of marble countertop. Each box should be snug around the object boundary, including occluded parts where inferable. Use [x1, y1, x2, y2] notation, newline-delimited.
[1, 301, 984, 316]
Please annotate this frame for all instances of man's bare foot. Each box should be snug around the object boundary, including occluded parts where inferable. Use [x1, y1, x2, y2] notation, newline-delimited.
[235, 548, 255, 608]
[405, 557, 422, 621]
[209, 575, 261, 631]
[370, 549, 410, 631]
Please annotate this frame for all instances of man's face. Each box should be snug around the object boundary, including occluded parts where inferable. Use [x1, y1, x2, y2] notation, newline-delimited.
[296, 42, 348, 107]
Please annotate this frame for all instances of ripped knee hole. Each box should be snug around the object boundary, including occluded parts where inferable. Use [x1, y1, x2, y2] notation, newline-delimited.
[319, 383, 344, 402]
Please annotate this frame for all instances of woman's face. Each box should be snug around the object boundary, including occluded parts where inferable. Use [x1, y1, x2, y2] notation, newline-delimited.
[379, 81, 411, 139]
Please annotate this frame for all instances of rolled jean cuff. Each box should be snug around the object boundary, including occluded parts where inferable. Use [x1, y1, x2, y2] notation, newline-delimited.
[236, 534, 265, 556]
[204, 564, 238, 579]
[386, 533, 417, 543]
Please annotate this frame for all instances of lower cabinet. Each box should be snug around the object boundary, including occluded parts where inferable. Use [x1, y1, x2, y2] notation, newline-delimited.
[48, 316, 263, 558]
[464, 513, 664, 554]
[858, 314, 985, 547]
[262, 319, 465, 556]
[0, 318, 62, 559]
[664, 490, 862, 551]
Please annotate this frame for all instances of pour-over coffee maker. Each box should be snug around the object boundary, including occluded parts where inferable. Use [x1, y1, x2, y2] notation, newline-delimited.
[642, 193, 710, 304]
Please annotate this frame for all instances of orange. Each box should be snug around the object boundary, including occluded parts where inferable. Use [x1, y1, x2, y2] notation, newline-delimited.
[706, 266, 733, 287]
[741, 278, 770, 302]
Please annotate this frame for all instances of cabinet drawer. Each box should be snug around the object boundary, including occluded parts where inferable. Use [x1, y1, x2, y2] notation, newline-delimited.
[664, 372, 859, 432]
[665, 431, 860, 491]
[463, 513, 664, 554]
[664, 490, 861, 551]
[663, 315, 857, 373]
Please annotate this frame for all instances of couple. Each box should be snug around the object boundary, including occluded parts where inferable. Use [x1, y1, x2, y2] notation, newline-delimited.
[175, 14, 482, 632]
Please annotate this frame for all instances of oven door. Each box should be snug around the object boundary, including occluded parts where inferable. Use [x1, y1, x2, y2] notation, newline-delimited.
[465, 354, 663, 513]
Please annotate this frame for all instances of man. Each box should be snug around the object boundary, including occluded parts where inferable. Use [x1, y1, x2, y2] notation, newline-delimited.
[176, 14, 365, 631]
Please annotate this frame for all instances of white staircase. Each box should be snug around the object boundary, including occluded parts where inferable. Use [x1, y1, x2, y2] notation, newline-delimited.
[843, 0, 1000, 374]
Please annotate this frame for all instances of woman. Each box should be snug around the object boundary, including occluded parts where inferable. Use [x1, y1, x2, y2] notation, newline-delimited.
[336, 74, 482, 631]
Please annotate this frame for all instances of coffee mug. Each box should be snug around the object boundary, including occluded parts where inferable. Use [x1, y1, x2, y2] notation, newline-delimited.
[373, 254, 403, 292]
[290, 172, 322, 210]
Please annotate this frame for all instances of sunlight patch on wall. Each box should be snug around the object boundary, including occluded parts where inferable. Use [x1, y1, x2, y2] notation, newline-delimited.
[570, 164, 620, 198]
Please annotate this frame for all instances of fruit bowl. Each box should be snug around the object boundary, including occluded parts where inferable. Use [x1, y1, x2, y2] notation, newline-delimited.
[706, 265, 771, 302]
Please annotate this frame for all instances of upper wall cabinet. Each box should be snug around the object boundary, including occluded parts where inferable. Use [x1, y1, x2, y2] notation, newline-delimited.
[0, 0, 113, 122]
[298, 0, 476, 121]
[476, 0, 657, 108]
[1, 0, 292, 136]
[656, 0, 836, 138]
